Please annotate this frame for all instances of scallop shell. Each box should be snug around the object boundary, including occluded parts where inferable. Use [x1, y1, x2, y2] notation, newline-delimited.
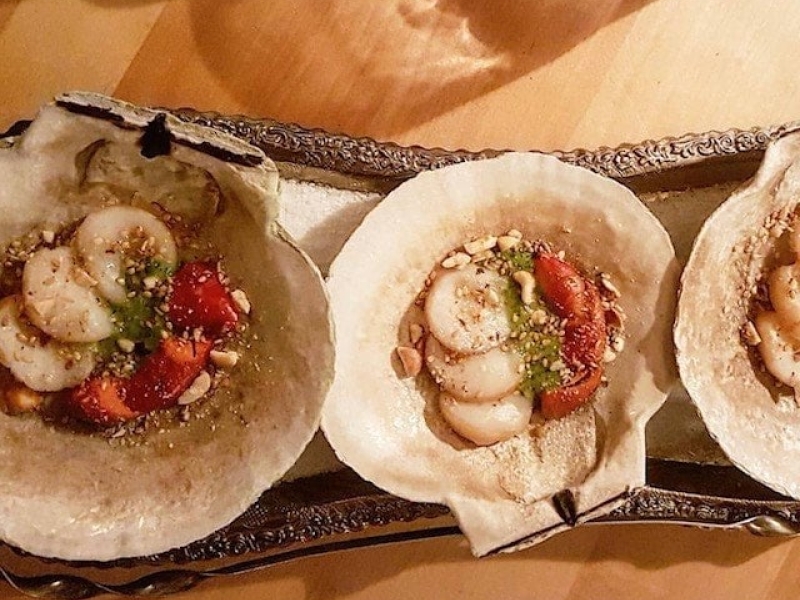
[0, 92, 334, 560]
[675, 132, 800, 499]
[322, 152, 678, 556]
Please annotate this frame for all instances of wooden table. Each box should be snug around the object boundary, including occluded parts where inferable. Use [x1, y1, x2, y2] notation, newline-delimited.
[3, 1, 800, 598]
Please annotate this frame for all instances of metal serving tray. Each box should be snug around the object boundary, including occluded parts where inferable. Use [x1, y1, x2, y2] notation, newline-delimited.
[1, 110, 800, 598]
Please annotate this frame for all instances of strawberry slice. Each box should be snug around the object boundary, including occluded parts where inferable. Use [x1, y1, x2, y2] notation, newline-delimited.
[562, 283, 607, 368]
[534, 253, 609, 418]
[68, 376, 139, 427]
[540, 368, 603, 420]
[535, 253, 607, 367]
[534, 254, 588, 319]
[168, 261, 239, 335]
[126, 336, 212, 413]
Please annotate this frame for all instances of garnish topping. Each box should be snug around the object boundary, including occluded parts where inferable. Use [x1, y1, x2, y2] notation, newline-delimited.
[401, 231, 624, 447]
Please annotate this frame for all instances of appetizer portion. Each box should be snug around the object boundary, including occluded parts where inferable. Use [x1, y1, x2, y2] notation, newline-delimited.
[676, 131, 800, 500]
[397, 233, 624, 446]
[323, 152, 677, 556]
[0, 205, 249, 432]
[0, 93, 334, 561]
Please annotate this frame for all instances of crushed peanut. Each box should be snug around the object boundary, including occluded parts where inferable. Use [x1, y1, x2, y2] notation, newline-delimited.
[603, 347, 617, 363]
[409, 323, 425, 345]
[231, 289, 251, 314]
[396, 346, 423, 377]
[71, 267, 98, 288]
[599, 273, 621, 298]
[178, 371, 212, 405]
[4, 385, 42, 414]
[463, 236, 497, 255]
[116, 338, 135, 353]
[497, 236, 521, 252]
[470, 249, 495, 263]
[441, 252, 470, 269]
[742, 321, 761, 346]
[210, 349, 240, 369]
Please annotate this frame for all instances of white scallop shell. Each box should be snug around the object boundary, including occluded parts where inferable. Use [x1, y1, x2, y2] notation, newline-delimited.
[676, 131, 800, 499]
[0, 93, 334, 561]
[322, 152, 678, 556]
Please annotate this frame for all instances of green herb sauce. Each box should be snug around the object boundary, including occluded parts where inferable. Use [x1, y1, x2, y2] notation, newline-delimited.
[499, 248, 534, 272]
[501, 250, 563, 399]
[96, 259, 175, 359]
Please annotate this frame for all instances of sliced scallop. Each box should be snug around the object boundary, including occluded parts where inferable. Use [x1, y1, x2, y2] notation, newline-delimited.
[755, 311, 800, 389]
[22, 247, 114, 343]
[74, 205, 177, 304]
[425, 334, 522, 401]
[424, 264, 511, 354]
[438, 391, 532, 446]
[768, 264, 800, 323]
[0, 296, 95, 392]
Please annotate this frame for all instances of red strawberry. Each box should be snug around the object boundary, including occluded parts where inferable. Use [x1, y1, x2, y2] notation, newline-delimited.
[540, 367, 603, 420]
[534, 254, 588, 319]
[534, 253, 609, 418]
[535, 253, 607, 369]
[561, 283, 607, 368]
[69, 376, 139, 427]
[168, 261, 239, 335]
[126, 336, 212, 413]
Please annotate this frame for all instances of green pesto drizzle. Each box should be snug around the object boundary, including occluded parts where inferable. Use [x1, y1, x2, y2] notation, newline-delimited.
[96, 259, 175, 359]
[501, 249, 563, 399]
[499, 248, 533, 272]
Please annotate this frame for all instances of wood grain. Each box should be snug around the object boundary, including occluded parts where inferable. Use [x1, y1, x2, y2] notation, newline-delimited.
[3, 1, 800, 598]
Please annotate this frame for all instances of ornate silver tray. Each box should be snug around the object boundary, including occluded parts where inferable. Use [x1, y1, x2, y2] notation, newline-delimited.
[1, 110, 800, 598]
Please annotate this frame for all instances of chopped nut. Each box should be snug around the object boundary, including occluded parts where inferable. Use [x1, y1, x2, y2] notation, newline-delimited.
[463, 236, 497, 255]
[506, 229, 523, 239]
[497, 236, 521, 252]
[485, 288, 501, 306]
[231, 289, 251, 314]
[549, 359, 565, 372]
[441, 252, 471, 269]
[512, 270, 536, 305]
[178, 371, 212, 405]
[599, 273, 621, 298]
[742, 321, 761, 346]
[117, 338, 135, 353]
[605, 306, 626, 328]
[530, 309, 548, 325]
[603, 347, 617, 363]
[396, 346, 423, 377]
[210, 349, 240, 369]
[41, 230, 55, 244]
[611, 336, 625, 353]
[409, 323, 425, 345]
[470, 250, 495, 263]
[143, 276, 159, 290]
[4, 385, 42, 414]
[71, 267, 98, 288]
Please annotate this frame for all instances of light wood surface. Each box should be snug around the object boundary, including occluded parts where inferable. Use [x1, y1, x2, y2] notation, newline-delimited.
[3, 1, 800, 598]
